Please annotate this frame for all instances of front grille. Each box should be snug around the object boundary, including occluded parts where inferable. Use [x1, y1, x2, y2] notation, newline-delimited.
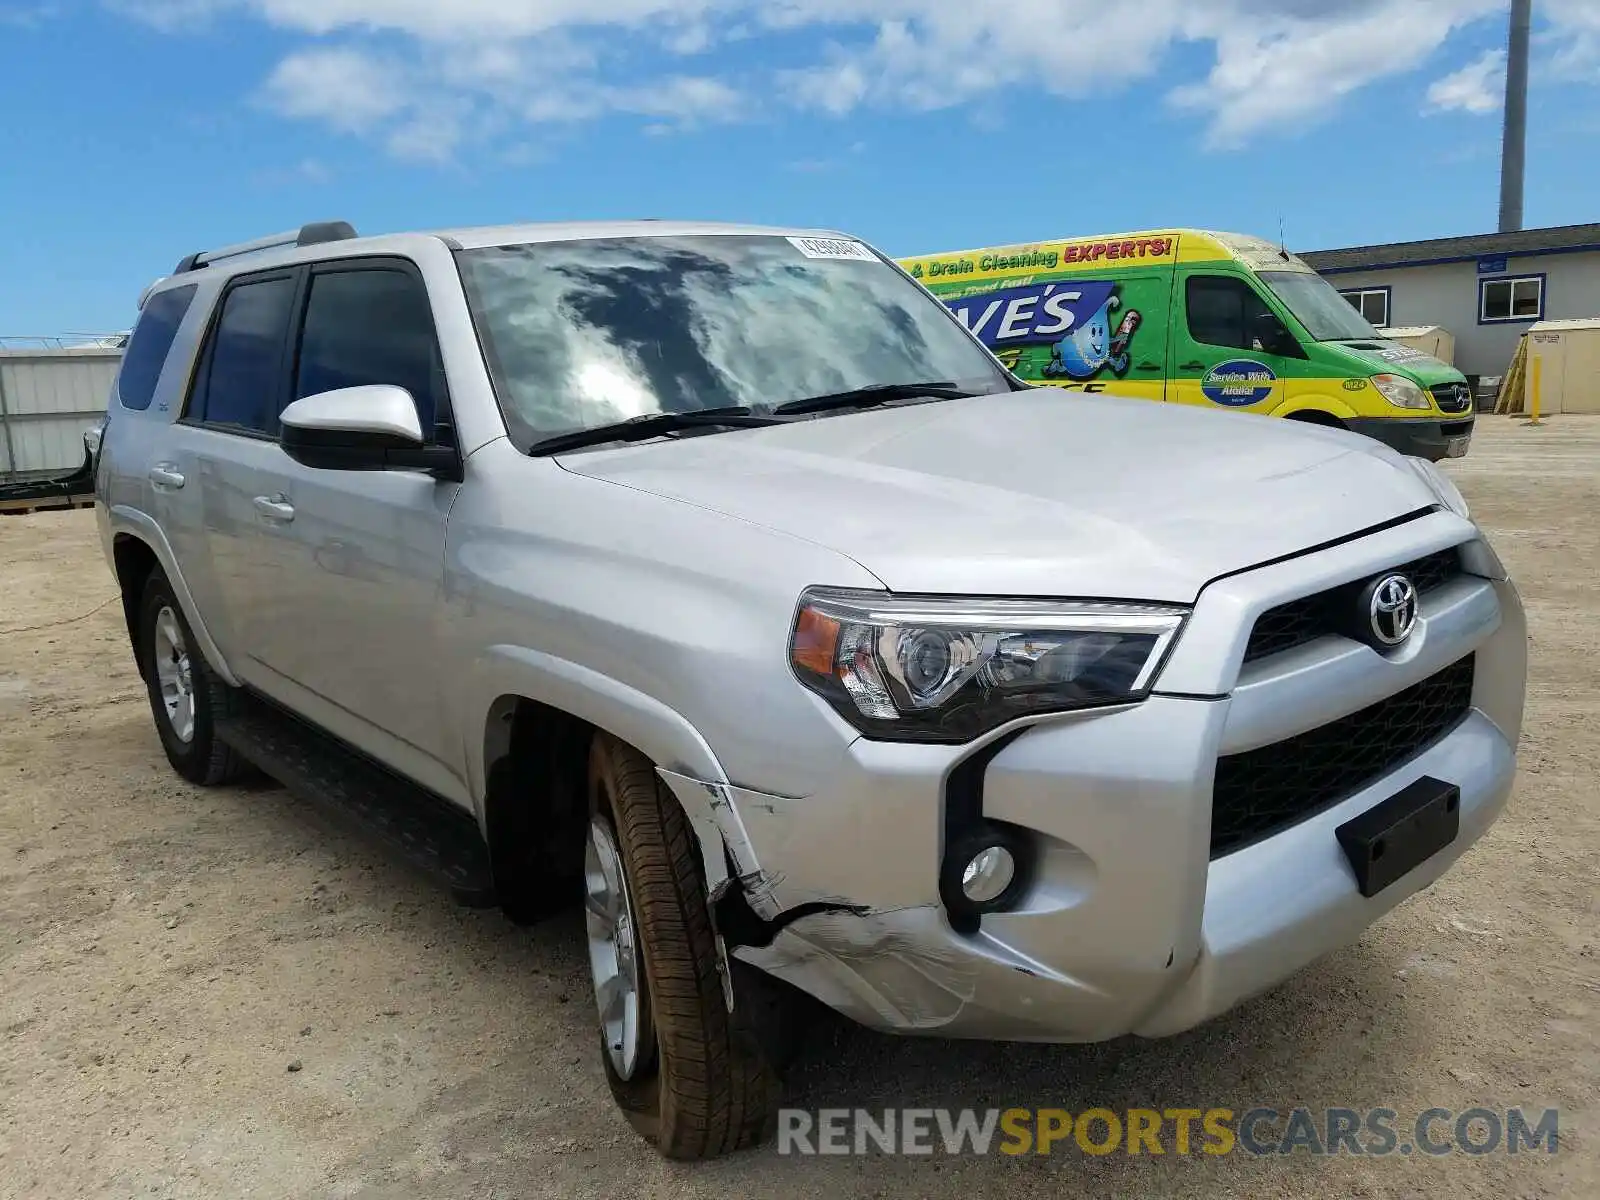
[1210, 654, 1476, 858]
[1242, 547, 1463, 664]
[1431, 383, 1473, 414]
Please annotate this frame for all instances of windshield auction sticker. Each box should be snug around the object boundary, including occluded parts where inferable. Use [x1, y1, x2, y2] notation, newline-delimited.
[787, 236, 879, 262]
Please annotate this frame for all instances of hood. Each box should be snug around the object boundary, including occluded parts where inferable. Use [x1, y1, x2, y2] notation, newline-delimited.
[556, 391, 1439, 603]
[1326, 339, 1464, 386]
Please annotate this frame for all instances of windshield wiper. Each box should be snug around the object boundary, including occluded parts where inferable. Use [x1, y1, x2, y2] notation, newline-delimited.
[772, 381, 980, 416]
[528, 407, 788, 457]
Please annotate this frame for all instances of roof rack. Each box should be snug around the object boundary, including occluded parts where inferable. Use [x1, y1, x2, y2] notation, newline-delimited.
[172, 221, 359, 275]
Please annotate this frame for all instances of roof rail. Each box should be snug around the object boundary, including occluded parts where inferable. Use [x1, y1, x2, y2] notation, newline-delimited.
[172, 220, 359, 275]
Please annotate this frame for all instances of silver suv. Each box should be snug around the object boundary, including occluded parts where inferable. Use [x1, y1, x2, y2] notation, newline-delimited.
[95, 219, 1527, 1159]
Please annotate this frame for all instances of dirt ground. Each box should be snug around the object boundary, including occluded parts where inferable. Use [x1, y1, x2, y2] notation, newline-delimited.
[1, 415, 1596, 1199]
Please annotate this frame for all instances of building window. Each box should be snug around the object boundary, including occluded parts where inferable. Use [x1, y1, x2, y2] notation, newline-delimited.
[1339, 288, 1390, 327]
[1480, 275, 1544, 324]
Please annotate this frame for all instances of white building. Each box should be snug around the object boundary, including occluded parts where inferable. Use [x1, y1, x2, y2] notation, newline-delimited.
[1301, 222, 1600, 388]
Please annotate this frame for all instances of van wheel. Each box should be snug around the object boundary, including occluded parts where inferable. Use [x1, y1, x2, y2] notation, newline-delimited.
[138, 570, 246, 786]
[583, 732, 778, 1159]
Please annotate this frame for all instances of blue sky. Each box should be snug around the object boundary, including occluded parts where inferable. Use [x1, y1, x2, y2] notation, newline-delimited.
[1, 0, 1596, 337]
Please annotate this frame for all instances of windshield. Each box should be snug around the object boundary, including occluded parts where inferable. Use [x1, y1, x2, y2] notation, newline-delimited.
[455, 234, 1012, 447]
[1259, 269, 1380, 342]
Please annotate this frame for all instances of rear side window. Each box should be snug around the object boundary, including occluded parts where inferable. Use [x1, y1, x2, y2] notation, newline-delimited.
[294, 268, 442, 432]
[192, 275, 296, 434]
[1186, 275, 1275, 351]
[118, 285, 197, 411]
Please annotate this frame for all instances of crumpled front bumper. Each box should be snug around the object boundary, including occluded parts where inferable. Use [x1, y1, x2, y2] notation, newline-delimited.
[661, 512, 1527, 1043]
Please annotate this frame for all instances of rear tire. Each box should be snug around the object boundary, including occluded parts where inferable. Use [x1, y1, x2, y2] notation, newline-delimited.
[584, 732, 779, 1159]
[138, 570, 246, 786]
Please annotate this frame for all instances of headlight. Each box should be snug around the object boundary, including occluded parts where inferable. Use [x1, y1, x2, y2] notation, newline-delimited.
[790, 589, 1188, 743]
[1371, 373, 1431, 411]
[1407, 456, 1470, 518]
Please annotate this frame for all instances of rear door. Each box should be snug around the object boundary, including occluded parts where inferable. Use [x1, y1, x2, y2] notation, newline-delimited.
[1169, 272, 1298, 413]
[179, 268, 302, 672]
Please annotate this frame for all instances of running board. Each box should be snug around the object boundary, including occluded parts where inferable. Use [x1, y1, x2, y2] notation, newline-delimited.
[216, 692, 497, 908]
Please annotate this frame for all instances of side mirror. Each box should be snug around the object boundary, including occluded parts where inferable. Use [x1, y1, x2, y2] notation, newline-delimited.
[1253, 312, 1300, 358]
[279, 385, 458, 478]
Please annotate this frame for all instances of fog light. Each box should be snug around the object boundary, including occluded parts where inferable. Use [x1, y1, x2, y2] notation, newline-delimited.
[961, 845, 1016, 904]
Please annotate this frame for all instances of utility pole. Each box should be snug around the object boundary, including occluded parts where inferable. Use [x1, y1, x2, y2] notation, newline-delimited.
[1498, 0, 1532, 233]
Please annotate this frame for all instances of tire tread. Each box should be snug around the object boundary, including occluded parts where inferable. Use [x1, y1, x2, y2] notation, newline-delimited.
[598, 734, 776, 1159]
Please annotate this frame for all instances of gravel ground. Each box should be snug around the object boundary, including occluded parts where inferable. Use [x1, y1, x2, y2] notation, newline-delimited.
[1, 414, 1596, 1198]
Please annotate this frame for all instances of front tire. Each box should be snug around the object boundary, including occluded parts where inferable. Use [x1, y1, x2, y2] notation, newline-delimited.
[138, 570, 246, 786]
[584, 732, 779, 1159]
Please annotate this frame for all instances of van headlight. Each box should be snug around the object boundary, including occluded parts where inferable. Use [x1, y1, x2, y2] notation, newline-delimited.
[790, 589, 1188, 743]
[1371, 373, 1431, 410]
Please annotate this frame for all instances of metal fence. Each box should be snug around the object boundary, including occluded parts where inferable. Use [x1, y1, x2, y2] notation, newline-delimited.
[0, 347, 123, 481]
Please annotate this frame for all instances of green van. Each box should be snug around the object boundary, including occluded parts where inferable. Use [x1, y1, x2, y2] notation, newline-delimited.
[900, 228, 1476, 460]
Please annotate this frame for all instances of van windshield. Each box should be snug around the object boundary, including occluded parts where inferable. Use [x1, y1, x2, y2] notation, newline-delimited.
[455, 233, 1012, 447]
[1259, 269, 1380, 342]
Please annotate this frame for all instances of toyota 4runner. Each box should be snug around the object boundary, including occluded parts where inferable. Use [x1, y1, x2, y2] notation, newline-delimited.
[95, 219, 1527, 1160]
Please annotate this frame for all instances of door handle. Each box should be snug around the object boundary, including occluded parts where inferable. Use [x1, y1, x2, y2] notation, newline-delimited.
[1179, 360, 1206, 371]
[252, 494, 296, 523]
[1136, 360, 1162, 371]
[148, 464, 186, 490]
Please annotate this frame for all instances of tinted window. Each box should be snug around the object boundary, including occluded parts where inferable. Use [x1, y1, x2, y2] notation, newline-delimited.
[456, 234, 1010, 445]
[1186, 275, 1280, 351]
[196, 276, 295, 433]
[118, 285, 197, 411]
[294, 268, 440, 430]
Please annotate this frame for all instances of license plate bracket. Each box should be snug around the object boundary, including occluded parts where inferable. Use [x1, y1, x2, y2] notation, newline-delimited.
[1336, 775, 1460, 898]
[1445, 436, 1470, 458]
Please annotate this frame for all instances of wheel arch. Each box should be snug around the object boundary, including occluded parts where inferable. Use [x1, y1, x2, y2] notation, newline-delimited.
[470, 646, 737, 923]
[1272, 394, 1359, 424]
[112, 533, 161, 676]
[106, 508, 239, 687]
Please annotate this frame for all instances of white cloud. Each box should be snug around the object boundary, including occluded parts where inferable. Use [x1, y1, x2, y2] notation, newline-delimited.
[1544, 0, 1600, 80]
[1171, 0, 1503, 147]
[385, 108, 470, 164]
[261, 47, 407, 132]
[116, 0, 1600, 158]
[1425, 48, 1506, 114]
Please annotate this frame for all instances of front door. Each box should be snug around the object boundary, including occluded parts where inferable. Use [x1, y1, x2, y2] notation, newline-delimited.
[242, 259, 464, 801]
[1169, 272, 1298, 415]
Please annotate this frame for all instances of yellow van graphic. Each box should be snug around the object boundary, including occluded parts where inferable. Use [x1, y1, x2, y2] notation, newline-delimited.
[901, 229, 1477, 462]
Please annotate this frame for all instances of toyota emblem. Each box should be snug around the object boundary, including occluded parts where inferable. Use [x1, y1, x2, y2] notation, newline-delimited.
[1365, 573, 1419, 647]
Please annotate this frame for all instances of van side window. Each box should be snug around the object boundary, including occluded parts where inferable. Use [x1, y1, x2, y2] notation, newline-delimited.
[1186, 275, 1276, 352]
[191, 275, 297, 434]
[119, 285, 198, 412]
[293, 267, 442, 433]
